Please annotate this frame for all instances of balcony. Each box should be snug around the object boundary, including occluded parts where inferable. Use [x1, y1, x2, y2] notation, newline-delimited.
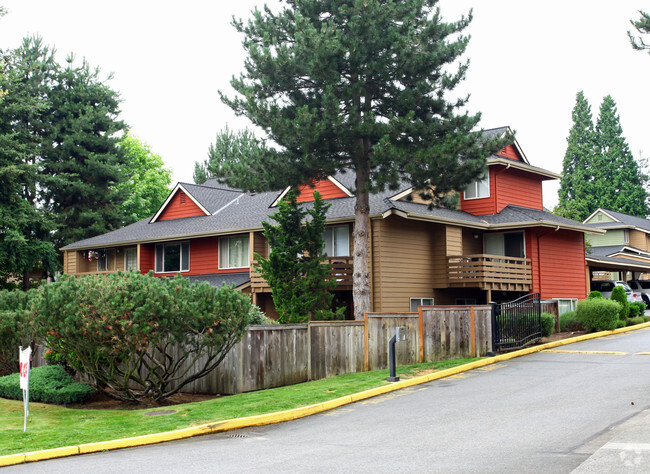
[251, 256, 353, 293]
[447, 254, 532, 292]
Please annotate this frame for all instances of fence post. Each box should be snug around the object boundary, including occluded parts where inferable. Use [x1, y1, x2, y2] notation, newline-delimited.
[488, 302, 498, 356]
[307, 323, 312, 381]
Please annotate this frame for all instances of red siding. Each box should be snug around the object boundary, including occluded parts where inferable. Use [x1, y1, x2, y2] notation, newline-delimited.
[157, 190, 206, 221]
[296, 178, 348, 202]
[527, 229, 587, 299]
[140, 244, 155, 274]
[494, 168, 543, 211]
[496, 144, 524, 162]
[460, 166, 544, 215]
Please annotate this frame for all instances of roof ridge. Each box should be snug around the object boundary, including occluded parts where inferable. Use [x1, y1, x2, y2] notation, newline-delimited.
[179, 181, 244, 193]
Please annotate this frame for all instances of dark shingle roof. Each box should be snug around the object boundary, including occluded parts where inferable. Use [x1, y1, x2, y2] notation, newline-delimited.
[597, 209, 650, 233]
[188, 273, 250, 288]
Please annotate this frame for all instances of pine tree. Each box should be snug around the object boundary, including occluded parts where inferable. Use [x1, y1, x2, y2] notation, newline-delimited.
[557, 91, 598, 220]
[629, 11, 650, 52]
[40, 55, 127, 249]
[595, 95, 649, 217]
[217, 0, 507, 319]
[0, 37, 58, 289]
[257, 191, 341, 323]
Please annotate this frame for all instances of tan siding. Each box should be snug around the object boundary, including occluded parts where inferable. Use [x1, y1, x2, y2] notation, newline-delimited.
[371, 219, 383, 311]
[445, 226, 462, 255]
[371, 216, 436, 312]
[462, 228, 482, 254]
[629, 230, 647, 251]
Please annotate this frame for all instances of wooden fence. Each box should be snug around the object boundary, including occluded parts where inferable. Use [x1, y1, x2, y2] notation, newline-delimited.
[32, 306, 494, 395]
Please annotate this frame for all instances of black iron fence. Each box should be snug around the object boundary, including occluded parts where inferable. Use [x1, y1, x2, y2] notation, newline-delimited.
[491, 293, 541, 352]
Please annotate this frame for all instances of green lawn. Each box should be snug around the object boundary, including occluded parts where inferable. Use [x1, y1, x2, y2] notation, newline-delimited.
[0, 358, 477, 456]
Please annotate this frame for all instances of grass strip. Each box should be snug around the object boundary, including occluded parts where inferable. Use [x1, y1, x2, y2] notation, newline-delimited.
[0, 358, 477, 456]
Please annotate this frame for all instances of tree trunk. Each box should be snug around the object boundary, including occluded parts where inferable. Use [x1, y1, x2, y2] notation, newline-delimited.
[22, 268, 30, 292]
[353, 159, 371, 320]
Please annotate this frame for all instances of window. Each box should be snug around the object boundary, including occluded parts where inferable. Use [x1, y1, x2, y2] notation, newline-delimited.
[410, 297, 434, 312]
[155, 242, 190, 273]
[484, 232, 525, 258]
[624, 230, 630, 244]
[553, 298, 577, 315]
[219, 235, 250, 269]
[464, 174, 490, 200]
[125, 248, 137, 271]
[323, 225, 350, 257]
[95, 249, 115, 272]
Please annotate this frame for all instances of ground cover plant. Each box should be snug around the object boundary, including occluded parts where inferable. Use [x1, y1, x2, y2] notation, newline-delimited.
[0, 365, 93, 404]
[32, 272, 252, 403]
[0, 358, 477, 456]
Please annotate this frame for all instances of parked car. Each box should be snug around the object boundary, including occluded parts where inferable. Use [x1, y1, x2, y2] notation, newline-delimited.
[590, 280, 643, 304]
[628, 280, 650, 308]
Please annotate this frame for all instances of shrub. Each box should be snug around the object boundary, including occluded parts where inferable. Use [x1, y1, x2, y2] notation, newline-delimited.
[32, 272, 252, 403]
[588, 291, 603, 299]
[541, 312, 555, 337]
[248, 305, 279, 325]
[609, 286, 629, 320]
[0, 289, 40, 376]
[629, 302, 646, 318]
[559, 311, 583, 331]
[0, 365, 93, 404]
[627, 316, 646, 326]
[577, 298, 620, 331]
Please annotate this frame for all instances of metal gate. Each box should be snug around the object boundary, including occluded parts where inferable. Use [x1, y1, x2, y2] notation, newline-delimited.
[491, 293, 541, 352]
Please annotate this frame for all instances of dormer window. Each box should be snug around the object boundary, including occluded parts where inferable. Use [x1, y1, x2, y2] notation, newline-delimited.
[464, 174, 490, 200]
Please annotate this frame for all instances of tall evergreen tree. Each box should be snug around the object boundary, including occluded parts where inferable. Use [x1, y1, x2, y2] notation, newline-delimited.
[629, 11, 650, 52]
[216, 0, 507, 319]
[595, 95, 649, 217]
[0, 37, 58, 289]
[41, 56, 127, 249]
[557, 91, 598, 220]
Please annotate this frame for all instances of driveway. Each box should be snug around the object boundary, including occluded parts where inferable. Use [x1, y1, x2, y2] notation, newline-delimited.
[6, 327, 650, 473]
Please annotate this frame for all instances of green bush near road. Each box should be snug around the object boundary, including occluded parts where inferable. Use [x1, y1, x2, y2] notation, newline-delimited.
[588, 291, 603, 299]
[541, 312, 555, 337]
[0, 365, 93, 404]
[577, 298, 620, 331]
[559, 311, 583, 332]
[629, 302, 645, 318]
[610, 286, 629, 320]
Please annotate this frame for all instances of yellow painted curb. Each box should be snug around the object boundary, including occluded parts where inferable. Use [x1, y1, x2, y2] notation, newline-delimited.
[3, 321, 649, 467]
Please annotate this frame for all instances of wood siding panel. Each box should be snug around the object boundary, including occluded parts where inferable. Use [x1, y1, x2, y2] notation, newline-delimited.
[494, 168, 543, 211]
[296, 178, 348, 202]
[629, 230, 647, 251]
[496, 144, 524, 162]
[585, 210, 617, 224]
[587, 229, 627, 247]
[462, 228, 483, 255]
[531, 229, 587, 299]
[157, 190, 206, 221]
[371, 216, 437, 312]
[140, 244, 155, 274]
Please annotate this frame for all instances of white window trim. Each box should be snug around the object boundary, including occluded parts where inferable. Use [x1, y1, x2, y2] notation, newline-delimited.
[219, 235, 250, 270]
[323, 224, 350, 257]
[463, 173, 490, 201]
[154, 241, 190, 274]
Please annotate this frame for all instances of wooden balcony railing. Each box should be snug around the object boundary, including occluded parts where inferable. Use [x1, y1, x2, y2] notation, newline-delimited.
[251, 256, 353, 293]
[447, 254, 532, 291]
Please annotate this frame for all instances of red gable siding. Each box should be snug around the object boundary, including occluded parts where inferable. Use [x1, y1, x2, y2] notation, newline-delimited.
[158, 190, 206, 221]
[460, 166, 544, 215]
[527, 229, 587, 299]
[496, 144, 523, 162]
[296, 178, 348, 202]
[495, 168, 543, 211]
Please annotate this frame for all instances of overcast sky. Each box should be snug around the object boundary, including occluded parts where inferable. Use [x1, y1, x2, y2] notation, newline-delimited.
[1, 1, 648, 209]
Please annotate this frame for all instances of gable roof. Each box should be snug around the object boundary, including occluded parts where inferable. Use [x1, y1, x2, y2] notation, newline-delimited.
[584, 208, 650, 234]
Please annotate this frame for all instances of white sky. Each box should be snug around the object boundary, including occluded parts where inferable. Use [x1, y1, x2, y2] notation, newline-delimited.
[1, 1, 649, 210]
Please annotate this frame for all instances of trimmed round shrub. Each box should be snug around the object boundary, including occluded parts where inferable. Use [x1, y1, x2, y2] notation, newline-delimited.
[629, 302, 646, 318]
[0, 365, 93, 404]
[541, 312, 555, 337]
[577, 298, 620, 331]
[559, 311, 583, 331]
[610, 286, 629, 320]
[588, 291, 603, 299]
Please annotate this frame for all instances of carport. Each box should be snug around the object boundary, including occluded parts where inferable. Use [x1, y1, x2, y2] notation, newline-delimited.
[586, 254, 650, 286]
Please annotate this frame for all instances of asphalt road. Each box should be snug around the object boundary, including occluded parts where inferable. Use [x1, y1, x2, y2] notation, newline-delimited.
[7, 328, 650, 473]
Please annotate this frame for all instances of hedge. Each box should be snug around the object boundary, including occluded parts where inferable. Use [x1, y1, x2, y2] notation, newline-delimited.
[0, 365, 93, 404]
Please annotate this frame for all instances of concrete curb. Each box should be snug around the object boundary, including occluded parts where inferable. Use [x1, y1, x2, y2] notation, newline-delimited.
[2, 322, 649, 467]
